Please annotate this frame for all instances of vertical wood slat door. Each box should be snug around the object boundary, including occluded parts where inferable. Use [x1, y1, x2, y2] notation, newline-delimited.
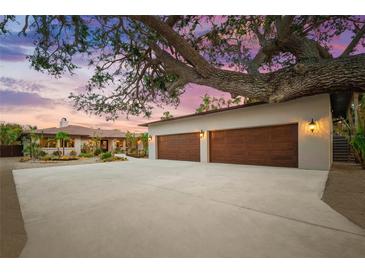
[157, 132, 200, 162]
[209, 124, 298, 167]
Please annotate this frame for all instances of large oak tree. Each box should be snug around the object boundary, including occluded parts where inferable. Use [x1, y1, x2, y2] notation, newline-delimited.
[1, 15, 365, 119]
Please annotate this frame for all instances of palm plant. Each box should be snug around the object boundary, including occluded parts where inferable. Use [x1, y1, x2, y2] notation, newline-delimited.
[55, 131, 70, 157]
[23, 126, 41, 161]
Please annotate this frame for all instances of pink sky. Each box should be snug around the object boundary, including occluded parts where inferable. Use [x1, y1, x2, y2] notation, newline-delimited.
[0, 16, 364, 132]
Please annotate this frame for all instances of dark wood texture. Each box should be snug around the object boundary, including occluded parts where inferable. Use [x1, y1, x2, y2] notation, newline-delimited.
[158, 133, 200, 162]
[0, 145, 23, 157]
[209, 124, 298, 167]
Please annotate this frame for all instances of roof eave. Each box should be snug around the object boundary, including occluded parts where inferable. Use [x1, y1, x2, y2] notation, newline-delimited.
[138, 102, 266, 127]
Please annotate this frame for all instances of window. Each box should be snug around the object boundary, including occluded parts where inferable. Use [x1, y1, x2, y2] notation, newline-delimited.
[115, 140, 125, 148]
[62, 138, 75, 148]
[40, 137, 57, 148]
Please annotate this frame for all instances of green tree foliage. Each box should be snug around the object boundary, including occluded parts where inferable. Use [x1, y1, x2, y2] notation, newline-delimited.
[195, 94, 244, 113]
[0, 123, 23, 145]
[140, 132, 149, 155]
[160, 111, 174, 120]
[351, 128, 365, 169]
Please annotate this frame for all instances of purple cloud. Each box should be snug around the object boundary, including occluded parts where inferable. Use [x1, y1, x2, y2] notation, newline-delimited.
[0, 45, 27, 62]
[0, 77, 45, 92]
[0, 89, 54, 107]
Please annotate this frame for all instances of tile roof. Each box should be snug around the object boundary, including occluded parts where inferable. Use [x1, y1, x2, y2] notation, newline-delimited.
[32, 125, 126, 138]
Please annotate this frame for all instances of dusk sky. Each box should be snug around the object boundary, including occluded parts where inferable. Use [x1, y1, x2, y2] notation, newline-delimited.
[0, 16, 364, 132]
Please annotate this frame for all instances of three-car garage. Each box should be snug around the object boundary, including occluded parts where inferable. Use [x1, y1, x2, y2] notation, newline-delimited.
[156, 124, 298, 168]
[142, 94, 332, 170]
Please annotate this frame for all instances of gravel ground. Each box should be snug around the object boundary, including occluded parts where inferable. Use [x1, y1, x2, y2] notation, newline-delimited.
[322, 162, 365, 228]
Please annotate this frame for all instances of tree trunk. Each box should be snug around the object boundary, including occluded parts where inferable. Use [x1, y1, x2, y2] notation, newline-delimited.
[62, 139, 65, 157]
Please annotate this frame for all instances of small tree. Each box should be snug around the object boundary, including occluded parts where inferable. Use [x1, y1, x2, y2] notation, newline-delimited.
[125, 131, 137, 154]
[90, 133, 101, 155]
[55, 131, 70, 157]
[160, 111, 174, 120]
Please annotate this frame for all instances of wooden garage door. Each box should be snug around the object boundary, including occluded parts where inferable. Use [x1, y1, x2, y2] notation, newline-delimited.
[209, 124, 298, 167]
[158, 133, 200, 162]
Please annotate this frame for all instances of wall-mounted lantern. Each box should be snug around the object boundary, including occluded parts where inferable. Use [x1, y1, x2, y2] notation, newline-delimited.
[308, 118, 317, 133]
[148, 135, 152, 142]
[200, 130, 205, 138]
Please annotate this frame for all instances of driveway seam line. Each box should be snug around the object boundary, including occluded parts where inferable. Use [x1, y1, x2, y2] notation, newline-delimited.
[135, 181, 365, 238]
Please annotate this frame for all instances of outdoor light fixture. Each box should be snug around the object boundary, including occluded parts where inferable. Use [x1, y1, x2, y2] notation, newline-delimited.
[148, 135, 152, 142]
[200, 130, 204, 138]
[308, 118, 317, 133]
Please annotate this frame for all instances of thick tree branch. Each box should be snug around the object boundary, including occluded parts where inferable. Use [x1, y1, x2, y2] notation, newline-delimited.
[129, 15, 215, 77]
[269, 54, 365, 102]
[340, 24, 365, 57]
[165, 16, 182, 27]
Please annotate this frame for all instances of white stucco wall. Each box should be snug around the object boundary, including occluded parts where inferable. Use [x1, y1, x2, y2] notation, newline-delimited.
[146, 94, 332, 170]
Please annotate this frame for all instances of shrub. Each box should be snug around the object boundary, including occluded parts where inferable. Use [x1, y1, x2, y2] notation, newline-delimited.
[81, 142, 92, 153]
[114, 148, 125, 154]
[19, 156, 31, 162]
[58, 156, 79, 161]
[79, 152, 93, 158]
[102, 156, 128, 162]
[69, 150, 77, 156]
[40, 155, 53, 161]
[94, 147, 102, 156]
[39, 150, 47, 157]
[100, 151, 112, 160]
[350, 128, 365, 169]
[52, 150, 62, 157]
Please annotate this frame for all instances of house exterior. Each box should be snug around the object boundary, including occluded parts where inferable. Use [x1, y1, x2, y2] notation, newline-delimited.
[140, 94, 333, 170]
[33, 121, 127, 156]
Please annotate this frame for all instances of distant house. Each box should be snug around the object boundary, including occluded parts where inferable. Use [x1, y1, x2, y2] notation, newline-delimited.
[30, 119, 127, 156]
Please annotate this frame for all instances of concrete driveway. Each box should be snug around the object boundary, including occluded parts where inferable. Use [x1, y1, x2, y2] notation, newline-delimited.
[13, 159, 365, 257]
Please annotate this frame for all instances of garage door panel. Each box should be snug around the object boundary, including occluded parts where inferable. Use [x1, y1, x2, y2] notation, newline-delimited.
[158, 133, 200, 162]
[209, 124, 298, 168]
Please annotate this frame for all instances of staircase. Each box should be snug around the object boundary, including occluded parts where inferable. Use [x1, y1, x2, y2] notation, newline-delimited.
[333, 134, 355, 162]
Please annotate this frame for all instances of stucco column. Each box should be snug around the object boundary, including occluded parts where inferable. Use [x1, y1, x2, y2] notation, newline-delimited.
[123, 139, 126, 150]
[74, 137, 82, 155]
[148, 135, 156, 160]
[200, 130, 209, 163]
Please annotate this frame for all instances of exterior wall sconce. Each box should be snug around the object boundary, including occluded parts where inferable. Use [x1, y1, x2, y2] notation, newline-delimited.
[148, 135, 152, 142]
[200, 130, 205, 138]
[308, 118, 317, 133]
